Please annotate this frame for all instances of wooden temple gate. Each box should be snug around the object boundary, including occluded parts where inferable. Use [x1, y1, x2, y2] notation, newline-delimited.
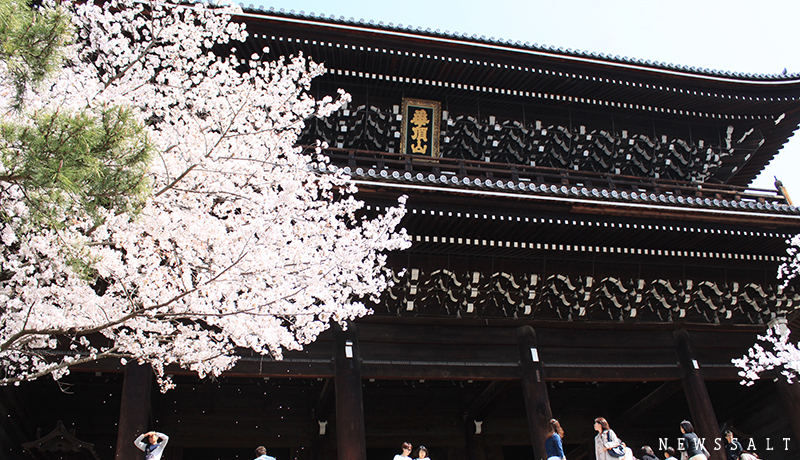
[5, 6, 800, 460]
[8, 320, 800, 460]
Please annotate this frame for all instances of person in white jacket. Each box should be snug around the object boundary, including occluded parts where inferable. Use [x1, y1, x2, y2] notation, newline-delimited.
[594, 417, 624, 460]
[134, 431, 169, 460]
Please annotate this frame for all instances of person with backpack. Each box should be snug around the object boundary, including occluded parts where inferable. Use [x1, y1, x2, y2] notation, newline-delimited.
[593, 417, 625, 460]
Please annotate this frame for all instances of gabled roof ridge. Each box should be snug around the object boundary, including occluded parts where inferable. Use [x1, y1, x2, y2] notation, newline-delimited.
[242, 4, 799, 83]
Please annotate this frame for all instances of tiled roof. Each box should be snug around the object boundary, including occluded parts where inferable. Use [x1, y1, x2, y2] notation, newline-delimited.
[313, 159, 800, 218]
[242, 5, 800, 83]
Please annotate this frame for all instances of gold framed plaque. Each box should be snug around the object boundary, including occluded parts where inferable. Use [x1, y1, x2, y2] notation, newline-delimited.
[399, 98, 441, 158]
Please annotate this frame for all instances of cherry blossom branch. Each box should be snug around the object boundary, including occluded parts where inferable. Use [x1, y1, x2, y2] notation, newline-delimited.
[0, 346, 122, 386]
[2, 247, 250, 352]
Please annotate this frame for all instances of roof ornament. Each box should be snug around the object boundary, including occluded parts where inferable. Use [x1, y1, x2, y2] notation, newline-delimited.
[775, 176, 794, 206]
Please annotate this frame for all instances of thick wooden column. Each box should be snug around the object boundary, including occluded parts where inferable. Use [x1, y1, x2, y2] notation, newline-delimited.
[311, 378, 334, 460]
[333, 321, 367, 460]
[673, 329, 723, 460]
[776, 379, 800, 450]
[115, 362, 153, 460]
[464, 422, 486, 460]
[517, 326, 552, 460]
[464, 381, 509, 460]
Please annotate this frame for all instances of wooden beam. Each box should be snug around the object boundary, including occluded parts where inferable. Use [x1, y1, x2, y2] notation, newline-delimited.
[463, 381, 510, 460]
[333, 322, 367, 460]
[360, 363, 519, 380]
[565, 380, 682, 460]
[314, 378, 335, 423]
[562, 380, 683, 460]
[464, 381, 512, 423]
[464, 421, 486, 460]
[517, 326, 553, 460]
[616, 380, 683, 425]
[115, 362, 153, 460]
[310, 377, 335, 459]
[674, 329, 724, 460]
[565, 441, 592, 460]
[539, 365, 684, 381]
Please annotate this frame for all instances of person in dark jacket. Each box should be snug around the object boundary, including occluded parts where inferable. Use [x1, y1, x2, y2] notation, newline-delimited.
[679, 420, 708, 460]
[722, 430, 743, 460]
[640, 445, 659, 460]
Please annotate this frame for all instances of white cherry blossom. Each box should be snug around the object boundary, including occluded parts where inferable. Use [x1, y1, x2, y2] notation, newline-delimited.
[733, 323, 800, 386]
[734, 234, 800, 385]
[1, 0, 409, 390]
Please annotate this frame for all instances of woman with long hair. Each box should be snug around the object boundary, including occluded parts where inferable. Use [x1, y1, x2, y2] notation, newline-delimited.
[593, 417, 623, 460]
[545, 418, 566, 460]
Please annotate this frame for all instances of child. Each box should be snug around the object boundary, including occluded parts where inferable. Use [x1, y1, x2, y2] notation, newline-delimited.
[416, 445, 431, 460]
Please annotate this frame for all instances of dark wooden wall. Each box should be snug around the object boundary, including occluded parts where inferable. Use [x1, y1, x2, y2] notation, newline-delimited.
[4, 319, 797, 460]
[7, 374, 796, 460]
[1, 385, 36, 460]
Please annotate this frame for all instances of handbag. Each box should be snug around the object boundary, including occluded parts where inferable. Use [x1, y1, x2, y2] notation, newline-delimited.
[606, 431, 626, 457]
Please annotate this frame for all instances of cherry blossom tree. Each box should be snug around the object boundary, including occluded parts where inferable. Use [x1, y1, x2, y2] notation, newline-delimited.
[1, 0, 410, 390]
[777, 235, 800, 286]
[733, 235, 800, 385]
[733, 321, 799, 386]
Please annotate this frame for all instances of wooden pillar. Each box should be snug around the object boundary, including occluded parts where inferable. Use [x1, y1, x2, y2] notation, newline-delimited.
[115, 362, 153, 460]
[464, 381, 508, 460]
[333, 321, 367, 460]
[673, 329, 723, 460]
[312, 378, 335, 460]
[517, 326, 552, 460]
[465, 421, 486, 460]
[776, 379, 800, 450]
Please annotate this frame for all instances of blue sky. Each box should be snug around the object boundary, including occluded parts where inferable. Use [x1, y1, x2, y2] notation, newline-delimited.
[249, 0, 800, 198]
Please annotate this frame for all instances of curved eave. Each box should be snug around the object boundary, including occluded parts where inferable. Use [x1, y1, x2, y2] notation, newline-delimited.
[239, 8, 800, 85]
[353, 178, 800, 228]
[236, 9, 800, 186]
